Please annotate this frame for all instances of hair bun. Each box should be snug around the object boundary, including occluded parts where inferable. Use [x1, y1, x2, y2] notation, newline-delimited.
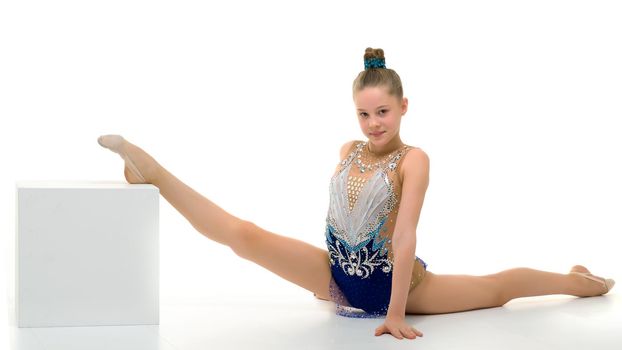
[363, 47, 386, 70]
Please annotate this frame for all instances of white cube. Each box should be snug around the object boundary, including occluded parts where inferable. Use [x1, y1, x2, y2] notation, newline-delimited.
[15, 181, 159, 327]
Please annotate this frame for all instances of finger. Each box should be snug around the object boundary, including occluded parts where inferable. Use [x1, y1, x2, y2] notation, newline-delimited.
[409, 328, 420, 338]
[402, 328, 416, 339]
[391, 330, 404, 340]
[410, 326, 423, 337]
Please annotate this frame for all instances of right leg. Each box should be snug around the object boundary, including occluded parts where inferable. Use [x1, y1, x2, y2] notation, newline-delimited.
[100, 136, 333, 300]
[155, 165, 333, 300]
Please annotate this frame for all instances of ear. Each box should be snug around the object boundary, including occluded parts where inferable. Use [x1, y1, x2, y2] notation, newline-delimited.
[401, 97, 409, 115]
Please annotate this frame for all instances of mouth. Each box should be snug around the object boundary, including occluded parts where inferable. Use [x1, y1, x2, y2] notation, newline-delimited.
[370, 131, 385, 137]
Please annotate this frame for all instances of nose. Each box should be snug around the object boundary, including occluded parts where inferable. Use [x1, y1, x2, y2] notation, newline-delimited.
[368, 116, 381, 128]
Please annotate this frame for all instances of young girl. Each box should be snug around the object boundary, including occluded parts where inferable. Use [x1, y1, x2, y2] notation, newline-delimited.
[97, 47, 615, 341]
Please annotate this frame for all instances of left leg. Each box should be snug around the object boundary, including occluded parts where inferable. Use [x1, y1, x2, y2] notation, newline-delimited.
[406, 266, 611, 315]
[405, 271, 505, 314]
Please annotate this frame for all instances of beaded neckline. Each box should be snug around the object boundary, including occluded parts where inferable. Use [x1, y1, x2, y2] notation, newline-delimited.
[344, 142, 410, 173]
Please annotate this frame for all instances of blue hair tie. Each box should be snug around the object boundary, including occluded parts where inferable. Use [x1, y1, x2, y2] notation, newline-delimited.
[364, 57, 386, 70]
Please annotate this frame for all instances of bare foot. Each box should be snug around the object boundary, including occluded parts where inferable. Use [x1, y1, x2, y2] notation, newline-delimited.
[97, 135, 161, 184]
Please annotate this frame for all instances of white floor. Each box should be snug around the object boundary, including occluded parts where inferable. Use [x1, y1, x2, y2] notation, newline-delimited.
[7, 293, 622, 350]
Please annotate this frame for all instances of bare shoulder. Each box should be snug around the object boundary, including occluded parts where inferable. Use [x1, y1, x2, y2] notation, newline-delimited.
[338, 140, 361, 160]
[399, 146, 430, 181]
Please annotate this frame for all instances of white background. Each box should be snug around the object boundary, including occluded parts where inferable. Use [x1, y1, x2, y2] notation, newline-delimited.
[1, 0, 621, 343]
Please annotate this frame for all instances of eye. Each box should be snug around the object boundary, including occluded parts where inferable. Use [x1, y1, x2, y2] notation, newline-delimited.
[359, 112, 369, 118]
[379, 109, 388, 115]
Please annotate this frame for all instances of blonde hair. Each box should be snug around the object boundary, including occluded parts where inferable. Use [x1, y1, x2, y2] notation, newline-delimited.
[352, 47, 403, 99]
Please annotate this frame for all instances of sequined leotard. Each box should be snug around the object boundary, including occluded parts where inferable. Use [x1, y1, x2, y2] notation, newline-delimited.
[325, 141, 428, 318]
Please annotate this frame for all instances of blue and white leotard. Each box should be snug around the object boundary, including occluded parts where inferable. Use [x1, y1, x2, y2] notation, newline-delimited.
[324, 141, 428, 318]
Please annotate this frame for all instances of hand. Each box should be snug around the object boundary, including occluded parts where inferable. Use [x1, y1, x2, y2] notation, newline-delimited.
[374, 314, 423, 340]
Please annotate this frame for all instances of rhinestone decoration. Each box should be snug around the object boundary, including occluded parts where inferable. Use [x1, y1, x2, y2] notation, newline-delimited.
[351, 142, 409, 174]
[325, 141, 424, 318]
[330, 141, 410, 175]
[326, 141, 412, 277]
[347, 175, 367, 211]
[327, 238, 392, 279]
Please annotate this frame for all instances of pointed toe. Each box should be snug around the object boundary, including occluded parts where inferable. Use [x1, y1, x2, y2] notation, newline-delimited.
[606, 279, 615, 293]
[97, 134, 147, 183]
[97, 134, 125, 152]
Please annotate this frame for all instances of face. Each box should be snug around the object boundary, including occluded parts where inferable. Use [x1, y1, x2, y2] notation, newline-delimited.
[354, 86, 408, 151]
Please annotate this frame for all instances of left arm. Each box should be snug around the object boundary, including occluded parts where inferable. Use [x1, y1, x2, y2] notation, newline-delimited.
[375, 148, 430, 339]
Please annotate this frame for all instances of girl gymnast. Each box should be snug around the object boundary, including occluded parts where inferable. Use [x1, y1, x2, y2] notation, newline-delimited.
[97, 47, 615, 340]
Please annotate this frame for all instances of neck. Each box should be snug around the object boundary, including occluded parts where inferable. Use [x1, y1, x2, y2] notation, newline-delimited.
[367, 135, 404, 157]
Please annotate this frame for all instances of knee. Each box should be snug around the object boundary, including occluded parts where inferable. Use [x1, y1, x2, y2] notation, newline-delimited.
[486, 274, 510, 306]
[229, 220, 259, 258]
